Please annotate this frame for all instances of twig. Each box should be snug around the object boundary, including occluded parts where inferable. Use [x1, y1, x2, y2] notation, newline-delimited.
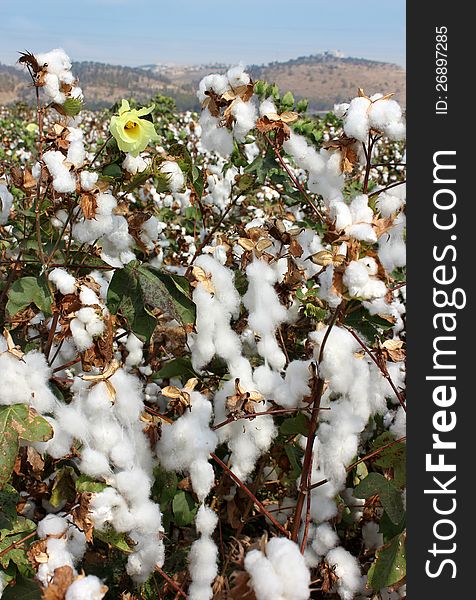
[210, 452, 290, 538]
[308, 435, 407, 491]
[342, 325, 406, 411]
[368, 179, 406, 199]
[212, 407, 328, 431]
[0, 531, 36, 559]
[291, 300, 346, 543]
[263, 132, 324, 221]
[155, 566, 189, 600]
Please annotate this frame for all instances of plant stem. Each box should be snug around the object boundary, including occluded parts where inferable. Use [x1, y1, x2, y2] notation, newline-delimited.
[155, 566, 189, 600]
[210, 452, 290, 538]
[291, 300, 346, 543]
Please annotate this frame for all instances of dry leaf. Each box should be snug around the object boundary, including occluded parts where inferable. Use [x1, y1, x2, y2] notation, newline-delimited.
[71, 493, 95, 543]
[192, 266, 215, 294]
[42, 565, 75, 600]
[80, 193, 98, 220]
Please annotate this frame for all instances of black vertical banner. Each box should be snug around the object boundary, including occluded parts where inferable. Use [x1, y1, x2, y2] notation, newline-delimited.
[407, 3, 473, 598]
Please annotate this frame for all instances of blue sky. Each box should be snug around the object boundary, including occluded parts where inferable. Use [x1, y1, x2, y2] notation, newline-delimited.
[0, 0, 405, 67]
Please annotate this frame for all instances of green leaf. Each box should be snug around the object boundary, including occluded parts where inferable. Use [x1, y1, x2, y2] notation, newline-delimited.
[296, 98, 309, 113]
[379, 510, 406, 542]
[144, 268, 195, 326]
[0, 517, 36, 569]
[102, 163, 123, 179]
[0, 405, 53, 488]
[371, 433, 406, 489]
[354, 473, 404, 525]
[1, 574, 41, 599]
[50, 466, 76, 508]
[0, 484, 20, 529]
[154, 357, 197, 382]
[367, 533, 406, 591]
[62, 97, 83, 117]
[152, 467, 178, 507]
[281, 91, 295, 110]
[76, 475, 107, 494]
[94, 528, 133, 553]
[6, 276, 52, 317]
[279, 413, 310, 436]
[172, 490, 197, 527]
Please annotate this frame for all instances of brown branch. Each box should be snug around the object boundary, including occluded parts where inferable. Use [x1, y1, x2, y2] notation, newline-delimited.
[368, 179, 406, 199]
[342, 325, 406, 412]
[0, 530, 36, 559]
[155, 566, 189, 600]
[308, 435, 406, 491]
[263, 132, 324, 221]
[291, 300, 346, 543]
[210, 452, 290, 538]
[212, 407, 329, 431]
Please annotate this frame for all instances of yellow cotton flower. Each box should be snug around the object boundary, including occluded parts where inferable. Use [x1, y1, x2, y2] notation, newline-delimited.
[109, 100, 159, 156]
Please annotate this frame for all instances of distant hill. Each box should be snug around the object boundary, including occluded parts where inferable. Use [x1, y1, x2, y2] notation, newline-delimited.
[0, 53, 405, 112]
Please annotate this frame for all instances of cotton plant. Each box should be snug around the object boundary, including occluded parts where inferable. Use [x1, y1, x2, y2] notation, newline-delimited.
[0, 49, 406, 600]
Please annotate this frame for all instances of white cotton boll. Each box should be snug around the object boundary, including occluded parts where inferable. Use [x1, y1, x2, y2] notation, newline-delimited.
[231, 98, 257, 142]
[79, 448, 111, 478]
[76, 307, 97, 324]
[368, 99, 402, 130]
[70, 318, 93, 352]
[226, 64, 250, 88]
[160, 161, 185, 192]
[330, 200, 353, 231]
[195, 504, 218, 536]
[43, 72, 65, 104]
[266, 538, 310, 600]
[343, 97, 371, 142]
[100, 215, 135, 268]
[86, 317, 105, 337]
[188, 536, 218, 600]
[347, 223, 377, 243]
[362, 521, 383, 550]
[65, 575, 106, 600]
[66, 128, 85, 168]
[122, 153, 148, 175]
[0, 183, 14, 225]
[390, 406, 406, 438]
[55, 402, 89, 441]
[349, 194, 373, 224]
[199, 111, 234, 157]
[334, 103, 350, 118]
[125, 333, 143, 367]
[376, 188, 405, 217]
[189, 459, 215, 502]
[36, 48, 72, 75]
[109, 368, 144, 425]
[197, 73, 229, 103]
[79, 285, 102, 307]
[325, 547, 363, 600]
[245, 549, 283, 600]
[35, 417, 73, 458]
[385, 120, 406, 141]
[115, 469, 152, 504]
[129, 500, 162, 533]
[49, 268, 76, 295]
[80, 171, 98, 191]
[109, 441, 135, 470]
[311, 522, 339, 557]
[43, 150, 76, 193]
[37, 514, 68, 539]
[259, 97, 277, 116]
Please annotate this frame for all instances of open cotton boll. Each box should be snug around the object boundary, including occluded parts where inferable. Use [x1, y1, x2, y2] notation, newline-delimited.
[160, 160, 184, 192]
[125, 333, 144, 367]
[37, 514, 68, 539]
[109, 367, 145, 424]
[362, 521, 383, 550]
[226, 64, 250, 88]
[334, 102, 350, 118]
[231, 98, 257, 142]
[368, 99, 403, 131]
[122, 153, 149, 175]
[330, 199, 353, 231]
[188, 536, 219, 600]
[43, 150, 76, 193]
[325, 547, 363, 600]
[48, 267, 76, 295]
[259, 97, 277, 116]
[197, 73, 229, 103]
[195, 504, 218, 536]
[343, 96, 371, 142]
[311, 522, 339, 557]
[198, 110, 234, 157]
[245, 538, 310, 600]
[70, 318, 93, 352]
[100, 215, 135, 268]
[66, 127, 86, 168]
[343, 259, 387, 300]
[36, 48, 72, 75]
[79, 448, 111, 478]
[0, 183, 13, 225]
[80, 170, 98, 191]
[114, 468, 152, 504]
[65, 575, 107, 600]
[376, 186, 406, 217]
